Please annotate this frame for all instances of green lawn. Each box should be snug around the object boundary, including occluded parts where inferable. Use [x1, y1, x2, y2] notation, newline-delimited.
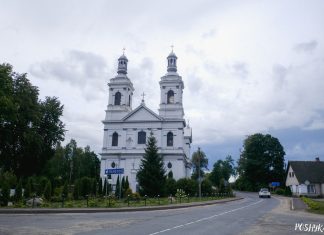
[301, 197, 324, 215]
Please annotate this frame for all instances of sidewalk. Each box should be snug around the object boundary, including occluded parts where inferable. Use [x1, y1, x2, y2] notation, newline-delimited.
[291, 197, 308, 210]
[0, 197, 243, 214]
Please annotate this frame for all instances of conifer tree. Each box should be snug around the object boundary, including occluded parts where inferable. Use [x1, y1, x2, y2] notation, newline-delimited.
[125, 176, 129, 190]
[137, 132, 166, 196]
[121, 176, 125, 198]
[115, 175, 120, 198]
[103, 178, 107, 196]
[15, 178, 23, 202]
[98, 178, 103, 196]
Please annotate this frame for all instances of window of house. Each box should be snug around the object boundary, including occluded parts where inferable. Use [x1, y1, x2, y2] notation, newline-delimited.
[167, 90, 174, 104]
[138, 131, 146, 144]
[307, 184, 316, 194]
[114, 92, 121, 105]
[167, 132, 173, 146]
[112, 132, 118, 146]
[292, 172, 294, 177]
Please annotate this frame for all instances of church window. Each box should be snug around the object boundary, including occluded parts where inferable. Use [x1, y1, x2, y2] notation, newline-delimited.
[114, 92, 121, 105]
[128, 95, 131, 106]
[167, 162, 172, 169]
[138, 131, 146, 144]
[112, 132, 118, 146]
[167, 132, 173, 146]
[167, 90, 174, 104]
[111, 162, 116, 168]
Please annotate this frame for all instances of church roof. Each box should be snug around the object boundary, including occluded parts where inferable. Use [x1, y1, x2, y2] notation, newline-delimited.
[122, 102, 164, 122]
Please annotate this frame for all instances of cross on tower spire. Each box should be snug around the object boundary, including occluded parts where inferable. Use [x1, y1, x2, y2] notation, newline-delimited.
[141, 92, 146, 103]
[122, 47, 126, 55]
[171, 45, 174, 52]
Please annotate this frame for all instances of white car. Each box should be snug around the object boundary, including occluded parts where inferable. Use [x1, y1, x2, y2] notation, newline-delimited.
[259, 188, 271, 198]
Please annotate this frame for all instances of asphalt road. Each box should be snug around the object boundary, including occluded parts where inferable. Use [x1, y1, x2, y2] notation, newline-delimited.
[0, 192, 323, 235]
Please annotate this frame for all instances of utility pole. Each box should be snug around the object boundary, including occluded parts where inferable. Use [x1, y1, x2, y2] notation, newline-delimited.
[198, 147, 201, 200]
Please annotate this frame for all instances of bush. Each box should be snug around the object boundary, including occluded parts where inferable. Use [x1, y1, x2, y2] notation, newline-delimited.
[302, 197, 320, 210]
[0, 181, 10, 206]
[176, 178, 198, 196]
[43, 180, 52, 201]
[165, 178, 177, 196]
[275, 188, 285, 195]
[15, 179, 23, 202]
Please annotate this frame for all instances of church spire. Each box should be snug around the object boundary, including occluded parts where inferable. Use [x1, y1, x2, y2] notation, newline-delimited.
[117, 48, 128, 75]
[167, 46, 177, 73]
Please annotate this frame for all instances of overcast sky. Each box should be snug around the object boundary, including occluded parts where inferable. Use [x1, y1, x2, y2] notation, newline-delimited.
[1, 0, 324, 166]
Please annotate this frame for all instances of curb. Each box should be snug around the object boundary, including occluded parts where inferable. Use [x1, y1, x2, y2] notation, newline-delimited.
[0, 197, 243, 214]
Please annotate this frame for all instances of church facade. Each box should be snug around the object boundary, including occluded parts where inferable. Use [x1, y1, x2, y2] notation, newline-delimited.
[100, 51, 192, 193]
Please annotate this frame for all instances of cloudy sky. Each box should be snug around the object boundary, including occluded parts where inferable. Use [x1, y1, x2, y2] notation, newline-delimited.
[1, 0, 324, 166]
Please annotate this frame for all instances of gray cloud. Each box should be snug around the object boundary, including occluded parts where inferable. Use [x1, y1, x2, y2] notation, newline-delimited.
[228, 62, 248, 79]
[272, 64, 288, 88]
[201, 29, 217, 39]
[30, 50, 108, 101]
[294, 40, 318, 53]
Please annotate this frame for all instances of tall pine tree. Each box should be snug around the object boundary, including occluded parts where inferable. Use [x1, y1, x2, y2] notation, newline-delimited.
[137, 132, 166, 196]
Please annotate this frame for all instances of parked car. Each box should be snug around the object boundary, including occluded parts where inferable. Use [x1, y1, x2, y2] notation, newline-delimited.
[259, 188, 271, 198]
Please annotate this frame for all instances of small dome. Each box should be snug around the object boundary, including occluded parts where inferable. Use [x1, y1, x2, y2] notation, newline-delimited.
[167, 51, 177, 59]
[117, 53, 128, 75]
[118, 54, 128, 61]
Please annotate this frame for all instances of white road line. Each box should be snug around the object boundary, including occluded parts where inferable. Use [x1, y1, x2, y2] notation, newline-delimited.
[148, 199, 263, 235]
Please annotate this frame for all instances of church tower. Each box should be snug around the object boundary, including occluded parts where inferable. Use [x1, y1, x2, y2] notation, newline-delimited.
[105, 52, 134, 120]
[158, 49, 184, 119]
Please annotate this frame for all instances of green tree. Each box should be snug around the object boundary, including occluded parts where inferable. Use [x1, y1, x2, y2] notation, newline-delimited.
[62, 181, 68, 197]
[176, 178, 198, 196]
[92, 178, 97, 196]
[80, 177, 92, 198]
[165, 178, 177, 196]
[210, 155, 235, 188]
[43, 180, 52, 201]
[24, 178, 32, 198]
[137, 132, 166, 197]
[115, 175, 120, 198]
[15, 178, 23, 202]
[237, 133, 285, 191]
[121, 176, 125, 198]
[191, 148, 208, 180]
[0, 63, 65, 178]
[0, 181, 10, 206]
[98, 178, 103, 196]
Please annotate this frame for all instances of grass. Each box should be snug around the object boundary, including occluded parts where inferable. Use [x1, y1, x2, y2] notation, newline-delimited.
[9, 194, 234, 209]
[301, 197, 324, 215]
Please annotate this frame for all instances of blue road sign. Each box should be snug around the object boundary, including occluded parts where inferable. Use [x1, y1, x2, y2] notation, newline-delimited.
[271, 182, 280, 187]
[105, 168, 124, 175]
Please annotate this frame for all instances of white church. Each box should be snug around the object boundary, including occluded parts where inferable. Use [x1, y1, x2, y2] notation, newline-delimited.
[100, 50, 192, 193]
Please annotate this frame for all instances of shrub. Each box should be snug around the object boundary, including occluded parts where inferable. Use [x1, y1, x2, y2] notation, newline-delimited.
[302, 197, 320, 210]
[275, 188, 285, 195]
[43, 180, 52, 201]
[15, 179, 23, 202]
[176, 178, 197, 196]
[0, 181, 10, 206]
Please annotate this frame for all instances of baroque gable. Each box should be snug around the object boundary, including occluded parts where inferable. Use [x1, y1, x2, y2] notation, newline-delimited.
[122, 103, 163, 122]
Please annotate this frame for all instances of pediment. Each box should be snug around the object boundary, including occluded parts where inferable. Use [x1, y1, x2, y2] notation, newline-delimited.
[122, 104, 163, 122]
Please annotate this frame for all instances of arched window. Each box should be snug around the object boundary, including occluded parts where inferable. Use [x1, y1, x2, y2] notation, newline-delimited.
[167, 90, 174, 104]
[167, 132, 173, 146]
[138, 131, 146, 144]
[112, 132, 118, 146]
[114, 92, 121, 105]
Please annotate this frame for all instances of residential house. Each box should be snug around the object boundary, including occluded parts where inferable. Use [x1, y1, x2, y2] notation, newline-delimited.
[286, 157, 324, 197]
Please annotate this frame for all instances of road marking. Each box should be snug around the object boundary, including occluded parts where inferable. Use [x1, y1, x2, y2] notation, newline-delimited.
[148, 199, 263, 235]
